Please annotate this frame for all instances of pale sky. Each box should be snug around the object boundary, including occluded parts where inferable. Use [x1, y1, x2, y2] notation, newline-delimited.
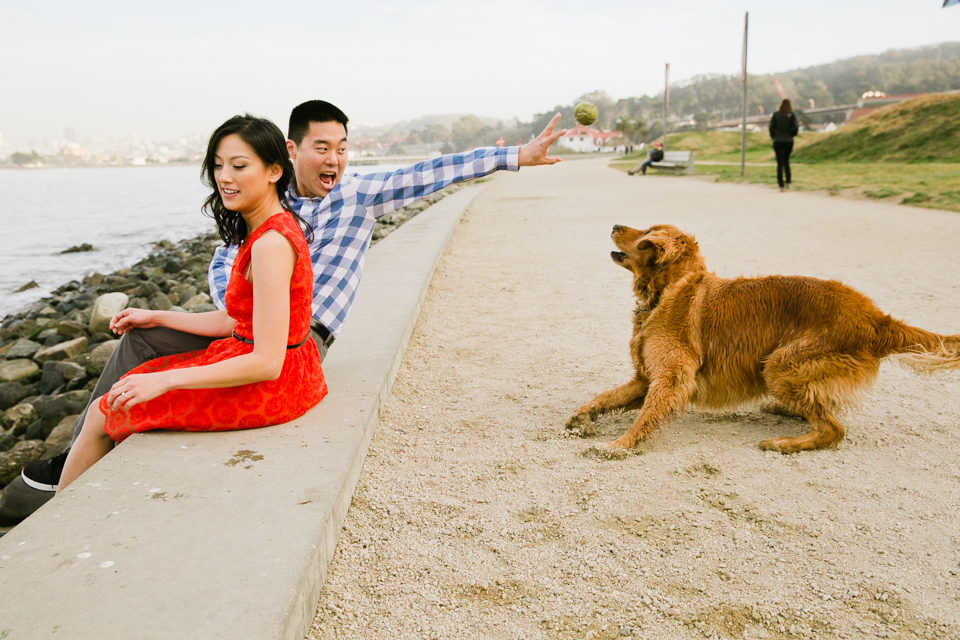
[1, 0, 958, 143]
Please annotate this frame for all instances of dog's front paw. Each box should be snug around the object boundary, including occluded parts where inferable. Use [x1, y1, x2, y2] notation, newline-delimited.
[585, 441, 631, 460]
[565, 411, 596, 437]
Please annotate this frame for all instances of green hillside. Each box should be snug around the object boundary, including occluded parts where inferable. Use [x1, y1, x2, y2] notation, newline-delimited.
[794, 92, 960, 163]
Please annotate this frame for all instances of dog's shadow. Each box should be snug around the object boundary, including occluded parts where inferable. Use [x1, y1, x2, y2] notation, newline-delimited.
[572, 406, 809, 457]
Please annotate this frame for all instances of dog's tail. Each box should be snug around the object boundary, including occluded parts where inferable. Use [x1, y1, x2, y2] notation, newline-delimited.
[875, 317, 960, 373]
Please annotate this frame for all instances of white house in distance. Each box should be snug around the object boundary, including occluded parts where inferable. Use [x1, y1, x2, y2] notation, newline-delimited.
[556, 125, 623, 153]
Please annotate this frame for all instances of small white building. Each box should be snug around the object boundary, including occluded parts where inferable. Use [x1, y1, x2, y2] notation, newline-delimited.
[556, 125, 623, 153]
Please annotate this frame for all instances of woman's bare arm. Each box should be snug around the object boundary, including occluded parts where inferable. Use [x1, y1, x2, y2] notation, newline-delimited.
[111, 307, 235, 337]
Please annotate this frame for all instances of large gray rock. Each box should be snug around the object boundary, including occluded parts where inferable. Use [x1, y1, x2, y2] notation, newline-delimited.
[87, 340, 120, 376]
[4, 338, 42, 360]
[33, 336, 88, 364]
[35, 306, 61, 320]
[149, 293, 173, 311]
[0, 381, 29, 410]
[135, 281, 161, 299]
[1, 403, 39, 436]
[31, 390, 91, 423]
[182, 292, 212, 311]
[0, 359, 40, 383]
[170, 283, 197, 305]
[57, 320, 89, 339]
[0, 432, 17, 452]
[39, 360, 87, 395]
[0, 440, 46, 487]
[88, 292, 129, 334]
[5, 318, 38, 339]
[44, 414, 78, 453]
[37, 328, 60, 342]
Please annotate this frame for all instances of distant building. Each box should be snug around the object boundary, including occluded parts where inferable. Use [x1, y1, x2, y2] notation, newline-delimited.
[60, 142, 86, 158]
[846, 93, 924, 123]
[556, 125, 623, 153]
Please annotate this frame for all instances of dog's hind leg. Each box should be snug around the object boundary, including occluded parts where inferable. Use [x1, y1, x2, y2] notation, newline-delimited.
[759, 348, 877, 453]
[566, 378, 648, 435]
[760, 401, 805, 419]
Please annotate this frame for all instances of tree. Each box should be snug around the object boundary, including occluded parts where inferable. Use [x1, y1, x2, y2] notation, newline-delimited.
[10, 150, 42, 165]
[451, 115, 489, 151]
[389, 141, 405, 155]
[419, 123, 449, 143]
[612, 117, 650, 144]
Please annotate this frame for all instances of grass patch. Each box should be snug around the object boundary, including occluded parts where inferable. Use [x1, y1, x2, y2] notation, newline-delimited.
[794, 92, 960, 163]
[901, 192, 933, 205]
[611, 162, 960, 213]
[863, 187, 902, 199]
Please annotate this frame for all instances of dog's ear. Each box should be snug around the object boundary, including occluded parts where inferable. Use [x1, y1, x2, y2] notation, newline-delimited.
[638, 235, 686, 264]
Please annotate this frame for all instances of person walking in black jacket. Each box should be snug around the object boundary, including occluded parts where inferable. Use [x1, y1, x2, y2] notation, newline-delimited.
[769, 99, 799, 191]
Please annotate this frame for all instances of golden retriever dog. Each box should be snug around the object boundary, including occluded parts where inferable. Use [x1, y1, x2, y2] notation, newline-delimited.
[566, 224, 960, 454]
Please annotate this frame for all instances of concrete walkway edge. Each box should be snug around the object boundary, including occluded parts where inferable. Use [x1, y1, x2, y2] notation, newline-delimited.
[0, 184, 484, 639]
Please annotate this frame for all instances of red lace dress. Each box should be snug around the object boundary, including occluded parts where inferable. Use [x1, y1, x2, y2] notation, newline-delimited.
[102, 212, 327, 442]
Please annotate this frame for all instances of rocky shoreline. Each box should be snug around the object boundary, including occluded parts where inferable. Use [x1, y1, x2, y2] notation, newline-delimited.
[0, 183, 461, 525]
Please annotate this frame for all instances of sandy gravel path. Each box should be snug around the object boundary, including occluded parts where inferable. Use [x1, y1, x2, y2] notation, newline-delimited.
[308, 158, 960, 640]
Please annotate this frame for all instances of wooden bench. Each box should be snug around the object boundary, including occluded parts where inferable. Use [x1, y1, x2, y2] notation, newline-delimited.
[651, 151, 695, 175]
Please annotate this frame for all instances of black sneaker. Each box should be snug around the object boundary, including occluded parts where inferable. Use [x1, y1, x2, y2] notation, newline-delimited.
[21, 449, 69, 492]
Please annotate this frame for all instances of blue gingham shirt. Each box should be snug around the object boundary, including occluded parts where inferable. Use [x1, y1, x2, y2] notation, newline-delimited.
[208, 147, 520, 337]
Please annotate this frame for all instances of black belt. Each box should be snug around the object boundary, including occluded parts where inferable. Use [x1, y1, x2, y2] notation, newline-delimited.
[310, 320, 335, 348]
[232, 331, 312, 349]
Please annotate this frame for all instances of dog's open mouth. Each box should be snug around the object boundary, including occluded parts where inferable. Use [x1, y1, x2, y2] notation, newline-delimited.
[611, 251, 627, 262]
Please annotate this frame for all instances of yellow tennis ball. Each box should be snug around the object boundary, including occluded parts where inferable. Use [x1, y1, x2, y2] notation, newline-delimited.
[574, 102, 598, 126]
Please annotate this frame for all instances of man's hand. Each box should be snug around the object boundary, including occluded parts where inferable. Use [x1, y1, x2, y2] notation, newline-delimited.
[518, 113, 566, 167]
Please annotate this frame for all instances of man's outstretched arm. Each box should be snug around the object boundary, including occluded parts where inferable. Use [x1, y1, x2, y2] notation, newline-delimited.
[357, 114, 567, 218]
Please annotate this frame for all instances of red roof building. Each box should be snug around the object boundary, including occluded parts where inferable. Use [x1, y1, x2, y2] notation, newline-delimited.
[556, 125, 623, 152]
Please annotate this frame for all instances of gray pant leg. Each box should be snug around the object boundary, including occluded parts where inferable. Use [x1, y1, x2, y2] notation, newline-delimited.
[311, 330, 329, 363]
[70, 328, 217, 444]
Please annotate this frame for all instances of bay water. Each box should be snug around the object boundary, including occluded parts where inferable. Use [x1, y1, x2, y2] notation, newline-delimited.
[0, 163, 400, 319]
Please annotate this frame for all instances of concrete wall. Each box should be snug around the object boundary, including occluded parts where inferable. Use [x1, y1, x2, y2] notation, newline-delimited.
[0, 185, 485, 639]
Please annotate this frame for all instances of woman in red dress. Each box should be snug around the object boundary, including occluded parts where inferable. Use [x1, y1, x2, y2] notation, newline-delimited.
[58, 115, 327, 492]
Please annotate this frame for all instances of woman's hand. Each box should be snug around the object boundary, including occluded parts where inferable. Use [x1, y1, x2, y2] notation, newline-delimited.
[110, 308, 159, 335]
[107, 372, 171, 411]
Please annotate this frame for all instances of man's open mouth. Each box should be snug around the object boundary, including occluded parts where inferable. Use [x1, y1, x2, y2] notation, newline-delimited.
[319, 172, 337, 188]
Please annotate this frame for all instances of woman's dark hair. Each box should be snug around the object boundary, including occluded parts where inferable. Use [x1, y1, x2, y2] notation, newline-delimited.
[778, 99, 793, 116]
[201, 114, 312, 246]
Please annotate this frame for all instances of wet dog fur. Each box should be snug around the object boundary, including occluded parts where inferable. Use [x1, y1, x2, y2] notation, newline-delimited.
[566, 224, 960, 453]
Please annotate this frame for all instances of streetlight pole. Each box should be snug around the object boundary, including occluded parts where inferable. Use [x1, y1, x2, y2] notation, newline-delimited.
[740, 12, 749, 177]
[664, 63, 670, 152]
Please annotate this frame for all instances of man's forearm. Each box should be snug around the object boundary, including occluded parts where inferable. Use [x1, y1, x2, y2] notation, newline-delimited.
[361, 146, 519, 219]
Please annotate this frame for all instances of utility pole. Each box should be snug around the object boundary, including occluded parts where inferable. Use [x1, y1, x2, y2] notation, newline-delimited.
[664, 63, 670, 152]
[740, 12, 749, 177]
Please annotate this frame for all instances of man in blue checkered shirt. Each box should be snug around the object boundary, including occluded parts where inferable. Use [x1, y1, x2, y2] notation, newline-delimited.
[209, 100, 566, 360]
[18, 99, 566, 499]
